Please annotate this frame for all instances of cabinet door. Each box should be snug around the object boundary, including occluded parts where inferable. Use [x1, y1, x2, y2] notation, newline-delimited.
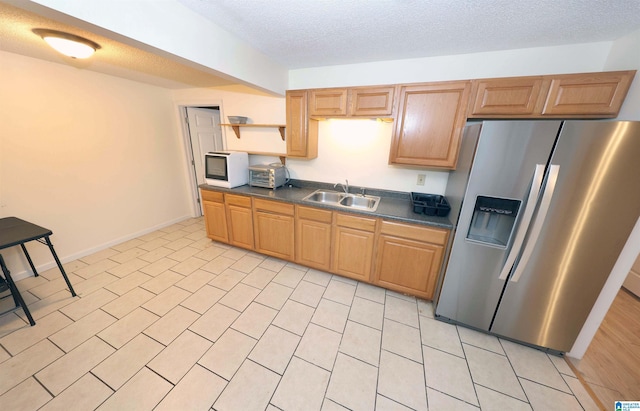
[286, 90, 318, 159]
[309, 88, 348, 117]
[350, 86, 395, 117]
[296, 206, 333, 271]
[468, 77, 544, 117]
[253, 199, 295, 261]
[203, 201, 228, 243]
[201, 190, 229, 243]
[227, 204, 254, 249]
[332, 226, 375, 282]
[254, 211, 295, 260]
[541, 70, 635, 117]
[389, 81, 470, 169]
[332, 214, 376, 282]
[374, 234, 444, 300]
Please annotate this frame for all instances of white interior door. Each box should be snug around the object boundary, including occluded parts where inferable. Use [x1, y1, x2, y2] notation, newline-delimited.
[186, 107, 223, 185]
[185, 107, 223, 214]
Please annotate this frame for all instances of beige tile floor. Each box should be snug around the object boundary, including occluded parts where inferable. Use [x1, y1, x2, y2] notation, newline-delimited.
[0, 217, 601, 410]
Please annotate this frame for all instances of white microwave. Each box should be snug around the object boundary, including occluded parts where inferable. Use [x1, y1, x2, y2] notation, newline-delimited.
[204, 151, 249, 188]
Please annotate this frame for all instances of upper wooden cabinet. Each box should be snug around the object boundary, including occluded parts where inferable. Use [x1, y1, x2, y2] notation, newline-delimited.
[309, 86, 395, 118]
[389, 81, 471, 169]
[309, 88, 348, 116]
[287, 70, 634, 166]
[469, 70, 636, 119]
[541, 71, 635, 117]
[469, 76, 546, 117]
[350, 86, 395, 117]
[286, 90, 318, 159]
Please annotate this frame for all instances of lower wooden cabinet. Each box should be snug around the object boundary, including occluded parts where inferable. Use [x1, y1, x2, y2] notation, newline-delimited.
[253, 199, 295, 260]
[332, 213, 377, 282]
[200, 190, 228, 243]
[295, 205, 333, 271]
[374, 221, 449, 300]
[225, 194, 254, 250]
[200, 189, 451, 300]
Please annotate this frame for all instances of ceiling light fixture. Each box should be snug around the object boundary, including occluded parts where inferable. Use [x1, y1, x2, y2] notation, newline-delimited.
[33, 29, 101, 59]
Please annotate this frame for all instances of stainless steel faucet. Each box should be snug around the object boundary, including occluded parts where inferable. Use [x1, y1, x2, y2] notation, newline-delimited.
[334, 179, 349, 194]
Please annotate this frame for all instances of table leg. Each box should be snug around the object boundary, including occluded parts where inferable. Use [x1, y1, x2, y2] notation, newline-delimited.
[44, 236, 77, 297]
[20, 243, 40, 277]
[0, 255, 36, 326]
[0, 275, 20, 307]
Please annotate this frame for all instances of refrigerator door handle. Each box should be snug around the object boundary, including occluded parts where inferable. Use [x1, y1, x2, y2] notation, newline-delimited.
[497, 164, 546, 281]
[510, 164, 561, 283]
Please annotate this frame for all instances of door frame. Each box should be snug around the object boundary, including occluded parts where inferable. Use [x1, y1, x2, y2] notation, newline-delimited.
[174, 99, 227, 217]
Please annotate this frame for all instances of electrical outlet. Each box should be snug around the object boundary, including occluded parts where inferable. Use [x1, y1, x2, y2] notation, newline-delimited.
[417, 174, 426, 186]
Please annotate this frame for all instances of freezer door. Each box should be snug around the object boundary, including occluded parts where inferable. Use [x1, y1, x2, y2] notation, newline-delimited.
[491, 121, 640, 352]
[436, 121, 560, 330]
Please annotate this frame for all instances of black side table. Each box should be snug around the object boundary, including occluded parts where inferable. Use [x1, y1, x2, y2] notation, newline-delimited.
[0, 217, 77, 325]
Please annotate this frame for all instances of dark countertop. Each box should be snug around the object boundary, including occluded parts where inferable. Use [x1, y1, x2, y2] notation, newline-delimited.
[199, 179, 453, 229]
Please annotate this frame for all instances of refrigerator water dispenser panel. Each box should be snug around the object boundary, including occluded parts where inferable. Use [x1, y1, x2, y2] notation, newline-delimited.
[467, 196, 521, 248]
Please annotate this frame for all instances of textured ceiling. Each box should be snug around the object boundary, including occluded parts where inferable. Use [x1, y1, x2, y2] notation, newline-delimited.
[2, 0, 640, 90]
[177, 0, 640, 69]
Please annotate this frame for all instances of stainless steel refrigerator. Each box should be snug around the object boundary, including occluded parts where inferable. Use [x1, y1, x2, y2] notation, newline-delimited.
[435, 120, 640, 353]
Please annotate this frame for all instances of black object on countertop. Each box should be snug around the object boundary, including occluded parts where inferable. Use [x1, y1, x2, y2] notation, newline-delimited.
[411, 193, 451, 217]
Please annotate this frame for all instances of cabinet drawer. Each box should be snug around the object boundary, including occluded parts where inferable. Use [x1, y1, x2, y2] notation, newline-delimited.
[297, 205, 333, 223]
[254, 198, 295, 216]
[225, 194, 252, 208]
[201, 189, 224, 203]
[380, 221, 449, 245]
[335, 213, 377, 232]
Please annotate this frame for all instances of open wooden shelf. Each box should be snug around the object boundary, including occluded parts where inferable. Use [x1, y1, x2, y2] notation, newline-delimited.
[220, 124, 286, 140]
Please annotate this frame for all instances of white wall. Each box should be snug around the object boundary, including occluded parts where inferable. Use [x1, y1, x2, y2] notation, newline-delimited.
[604, 28, 640, 120]
[0, 50, 192, 278]
[286, 120, 449, 194]
[289, 42, 613, 89]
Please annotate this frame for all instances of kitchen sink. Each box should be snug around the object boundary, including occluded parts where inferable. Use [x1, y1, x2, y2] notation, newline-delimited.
[304, 190, 345, 204]
[302, 190, 380, 212]
[340, 195, 378, 210]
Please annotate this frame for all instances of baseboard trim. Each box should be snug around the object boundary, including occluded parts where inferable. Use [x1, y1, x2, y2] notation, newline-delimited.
[564, 356, 606, 411]
[9, 215, 193, 282]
